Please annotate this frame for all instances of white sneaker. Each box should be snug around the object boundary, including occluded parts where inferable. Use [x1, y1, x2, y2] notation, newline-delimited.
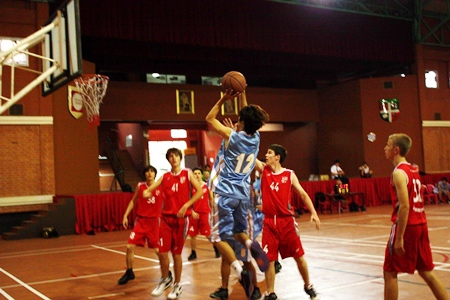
[168, 283, 183, 299]
[151, 271, 173, 296]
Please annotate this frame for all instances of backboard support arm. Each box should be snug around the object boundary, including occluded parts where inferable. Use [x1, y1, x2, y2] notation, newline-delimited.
[0, 11, 63, 115]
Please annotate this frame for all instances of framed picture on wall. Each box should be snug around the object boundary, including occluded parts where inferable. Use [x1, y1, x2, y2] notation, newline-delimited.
[220, 92, 238, 115]
[176, 90, 195, 114]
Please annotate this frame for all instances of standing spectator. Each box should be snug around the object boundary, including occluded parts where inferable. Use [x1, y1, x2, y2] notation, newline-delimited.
[437, 177, 450, 204]
[202, 168, 211, 183]
[383, 133, 448, 300]
[143, 148, 203, 300]
[117, 165, 163, 285]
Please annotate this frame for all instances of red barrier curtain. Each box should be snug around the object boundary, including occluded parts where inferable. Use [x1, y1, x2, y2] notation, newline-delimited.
[75, 193, 134, 234]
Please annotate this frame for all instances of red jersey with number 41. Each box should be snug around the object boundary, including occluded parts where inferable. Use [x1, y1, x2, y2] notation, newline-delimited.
[161, 168, 192, 216]
[389, 162, 427, 225]
[261, 165, 294, 217]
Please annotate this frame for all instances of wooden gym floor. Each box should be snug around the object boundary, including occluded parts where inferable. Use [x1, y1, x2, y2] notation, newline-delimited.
[0, 204, 449, 300]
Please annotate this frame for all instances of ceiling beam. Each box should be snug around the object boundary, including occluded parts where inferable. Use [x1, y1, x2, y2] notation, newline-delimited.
[266, 0, 450, 47]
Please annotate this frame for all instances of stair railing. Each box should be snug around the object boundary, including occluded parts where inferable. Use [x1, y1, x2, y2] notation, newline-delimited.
[103, 137, 130, 192]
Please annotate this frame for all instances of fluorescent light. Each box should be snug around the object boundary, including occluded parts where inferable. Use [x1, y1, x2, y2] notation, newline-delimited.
[171, 129, 187, 138]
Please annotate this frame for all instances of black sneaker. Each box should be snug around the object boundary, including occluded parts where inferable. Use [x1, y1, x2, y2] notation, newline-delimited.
[117, 269, 135, 285]
[304, 284, 319, 300]
[238, 269, 254, 297]
[263, 292, 278, 300]
[213, 246, 221, 258]
[274, 260, 282, 274]
[250, 286, 261, 300]
[250, 241, 269, 272]
[210, 287, 228, 299]
[188, 251, 197, 261]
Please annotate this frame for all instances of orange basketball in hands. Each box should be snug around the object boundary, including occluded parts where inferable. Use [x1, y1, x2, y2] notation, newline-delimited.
[221, 71, 246, 93]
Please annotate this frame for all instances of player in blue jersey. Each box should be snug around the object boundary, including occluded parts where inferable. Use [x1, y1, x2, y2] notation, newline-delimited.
[206, 88, 270, 298]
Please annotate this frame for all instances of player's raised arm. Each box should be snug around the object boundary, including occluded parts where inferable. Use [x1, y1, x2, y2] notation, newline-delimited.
[205, 89, 240, 140]
[238, 90, 248, 109]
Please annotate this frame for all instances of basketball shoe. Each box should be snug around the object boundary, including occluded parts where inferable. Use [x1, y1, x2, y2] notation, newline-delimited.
[250, 241, 269, 272]
[151, 270, 173, 296]
[304, 284, 319, 300]
[168, 282, 183, 299]
[239, 268, 254, 297]
[117, 269, 135, 285]
[209, 287, 228, 299]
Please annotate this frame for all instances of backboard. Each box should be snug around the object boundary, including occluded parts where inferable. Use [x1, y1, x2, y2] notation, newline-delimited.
[42, 0, 82, 96]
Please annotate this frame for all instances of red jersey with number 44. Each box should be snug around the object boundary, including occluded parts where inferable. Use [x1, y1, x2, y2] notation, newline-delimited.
[389, 162, 427, 225]
[161, 168, 192, 216]
[136, 182, 164, 218]
[261, 165, 294, 217]
[192, 182, 211, 213]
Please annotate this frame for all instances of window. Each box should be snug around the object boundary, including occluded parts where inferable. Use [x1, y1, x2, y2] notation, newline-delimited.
[201, 76, 221, 86]
[425, 70, 438, 88]
[148, 140, 187, 179]
[146, 73, 186, 84]
[0, 38, 29, 66]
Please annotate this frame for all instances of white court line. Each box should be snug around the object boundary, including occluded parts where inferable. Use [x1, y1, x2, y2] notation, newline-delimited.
[90, 245, 159, 263]
[0, 268, 50, 300]
[1, 266, 158, 289]
[0, 288, 14, 300]
[0, 242, 127, 260]
[429, 226, 450, 231]
[303, 234, 450, 252]
[88, 293, 125, 299]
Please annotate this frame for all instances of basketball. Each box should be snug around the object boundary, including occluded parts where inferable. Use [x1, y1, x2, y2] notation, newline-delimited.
[221, 71, 246, 93]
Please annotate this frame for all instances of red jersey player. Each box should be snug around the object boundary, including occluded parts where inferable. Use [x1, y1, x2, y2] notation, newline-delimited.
[187, 167, 216, 260]
[383, 134, 448, 300]
[254, 144, 321, 300]
[143, 148, 203, 300]
[118, 165, 163, 285]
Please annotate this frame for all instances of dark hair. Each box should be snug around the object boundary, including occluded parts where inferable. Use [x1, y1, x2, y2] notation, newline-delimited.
[165, 148, 183, 160]
[193, 167, 203, 173]
[143, 165, 157, 177]
[442, 177, 447, 181]
[239, 104, 269, 135]
[334, 159, 340, 164]
[268, 144, 287, 163]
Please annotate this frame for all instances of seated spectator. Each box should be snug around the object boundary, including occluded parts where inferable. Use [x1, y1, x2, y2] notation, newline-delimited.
[437, 177, 450, 204]
[330, 159, 345, 180]
[412, 163, 427, 175]
[359, 161, 373, 178]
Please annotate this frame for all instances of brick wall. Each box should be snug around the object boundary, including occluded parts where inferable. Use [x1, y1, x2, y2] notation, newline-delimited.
[0, 125, 55, 197]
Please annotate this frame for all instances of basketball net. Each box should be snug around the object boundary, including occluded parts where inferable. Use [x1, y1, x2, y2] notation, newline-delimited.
[74, 74, 109, 127]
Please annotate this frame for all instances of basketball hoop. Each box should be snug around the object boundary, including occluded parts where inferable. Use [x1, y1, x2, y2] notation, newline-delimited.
[74, 74, 109, 127]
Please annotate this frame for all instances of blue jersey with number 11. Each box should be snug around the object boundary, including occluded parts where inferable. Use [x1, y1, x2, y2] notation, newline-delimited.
[211, 130, 260, 199]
